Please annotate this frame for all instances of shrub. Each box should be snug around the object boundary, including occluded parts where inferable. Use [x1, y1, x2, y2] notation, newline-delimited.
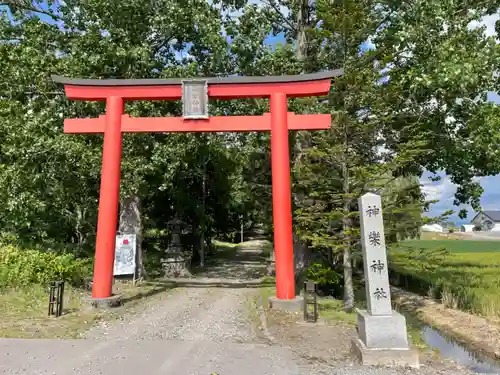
[0, 245, 91, 289]
[306, 262, 342, 296]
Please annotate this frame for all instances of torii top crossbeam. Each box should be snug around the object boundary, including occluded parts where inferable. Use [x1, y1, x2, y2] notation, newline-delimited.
[53, 71, 342, 133]
[53, 70, 343, 304]
[52, 70, 342, 101]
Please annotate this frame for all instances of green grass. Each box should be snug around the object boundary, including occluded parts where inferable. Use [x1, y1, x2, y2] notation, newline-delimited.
[317, 298, 356, 325]
[260, 286, 276, 301]
[304, 296, 427, 348]
[390, 244, 500, 317]
[0, 285, 95, 338]
[212, 240, 240, 249]
[402, 239, 500, 253]
[0, 281, 175, 338]
[394, 237, 500, 316]
[258, 276, 276, 302]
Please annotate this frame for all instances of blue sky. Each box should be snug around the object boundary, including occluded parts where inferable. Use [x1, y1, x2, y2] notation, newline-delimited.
[6, 2, 499, 225]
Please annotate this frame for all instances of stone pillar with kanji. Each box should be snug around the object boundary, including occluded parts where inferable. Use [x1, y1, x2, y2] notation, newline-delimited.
[351, 193, 419, 368]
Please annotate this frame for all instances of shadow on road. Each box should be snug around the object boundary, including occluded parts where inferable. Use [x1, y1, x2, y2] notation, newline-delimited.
[192, 240, 271, 281]
[122, 240, 274, 304]
[149, 279, 275, 289]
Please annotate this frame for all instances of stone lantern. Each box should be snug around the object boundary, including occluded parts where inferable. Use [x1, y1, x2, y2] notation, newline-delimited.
[162, 218, 191, 277]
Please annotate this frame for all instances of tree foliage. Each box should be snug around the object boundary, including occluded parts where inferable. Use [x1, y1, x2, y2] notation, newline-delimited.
[1, 0, 499, 305]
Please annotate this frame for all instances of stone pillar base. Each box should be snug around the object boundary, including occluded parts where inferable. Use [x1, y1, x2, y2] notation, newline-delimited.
[351, 337, 419, 368]
[161, 254, 191, 278]
[353, 308, 419, 368]
[88, 294, 122, 309]
[268, 296, 304, 313]
[356, 308, 410, 348]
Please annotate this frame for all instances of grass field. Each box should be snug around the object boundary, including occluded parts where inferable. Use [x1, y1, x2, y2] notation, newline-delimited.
[390, 238, 500, 318]
[403, 239, 500, 253]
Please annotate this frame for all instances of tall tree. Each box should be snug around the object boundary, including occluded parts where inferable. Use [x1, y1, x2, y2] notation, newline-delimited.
[263, 0, 500, 309]
[0, 0, 242, 264]
[372, 0, 500, 217]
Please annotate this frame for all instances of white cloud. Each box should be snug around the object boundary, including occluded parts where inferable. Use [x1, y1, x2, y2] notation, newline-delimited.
[221, 0, 290, 21]
[249, 0, 290, 18]
[488, 92, 500, 103]
[421, 172, 456, 202]
[174, 48, 193, 61]
[468, 13, 499, 38]
[422, 171, 500, 223]
[474, 176, 500, 210]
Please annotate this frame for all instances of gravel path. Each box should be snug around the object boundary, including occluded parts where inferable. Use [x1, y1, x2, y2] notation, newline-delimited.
[85, 286, 257, 343]
[0, 240, 489, 374]
[84, 240, 268, 343]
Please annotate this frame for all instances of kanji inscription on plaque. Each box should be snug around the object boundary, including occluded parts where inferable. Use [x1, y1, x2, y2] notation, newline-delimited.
[182, 80, 209, 119]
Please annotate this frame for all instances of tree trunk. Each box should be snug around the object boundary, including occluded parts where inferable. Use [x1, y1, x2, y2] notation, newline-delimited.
[199, 159, 206, 267]
[342, 242, 354, 311]
[342, 151, 355, 311]
[293, 232, 310, 282]
[289, 0, 313, 284]
[240, 216, 244, 243]
[291, 0, 311, 164]
[199, 230, 205, 267]
[118, 195, 145, 280]
[75, 205, 85, 247]
[295, 0, 309, 62]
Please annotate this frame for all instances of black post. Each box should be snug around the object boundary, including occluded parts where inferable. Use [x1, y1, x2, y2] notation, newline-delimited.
[48, 280, 65, 317]
[303, 280, 318, 323]
[56, 281, 65, 317]
[48, 281, 56, 316]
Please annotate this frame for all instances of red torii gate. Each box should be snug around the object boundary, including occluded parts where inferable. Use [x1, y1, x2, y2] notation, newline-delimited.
[53, 70, 342, 305]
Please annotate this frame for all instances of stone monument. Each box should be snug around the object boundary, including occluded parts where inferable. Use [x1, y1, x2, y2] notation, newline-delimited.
[161, 218, 192, 277]
[351, 193, 419, 368]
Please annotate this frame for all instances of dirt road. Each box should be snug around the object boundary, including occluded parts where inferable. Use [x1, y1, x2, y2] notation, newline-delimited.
[0, 241, 478, 375]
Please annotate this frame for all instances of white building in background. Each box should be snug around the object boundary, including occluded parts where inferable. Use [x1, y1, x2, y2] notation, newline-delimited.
[460, 224, 475, 233]
[470, 211, 500, 232]
[420, 223, 443, 232]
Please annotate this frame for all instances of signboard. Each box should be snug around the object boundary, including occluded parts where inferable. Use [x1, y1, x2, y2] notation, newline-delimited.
[182, 80, 209, 119]
[113, 234, 137, 276]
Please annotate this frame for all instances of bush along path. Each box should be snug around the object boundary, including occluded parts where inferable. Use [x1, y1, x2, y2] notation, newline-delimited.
[0, 241, 479, 374]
